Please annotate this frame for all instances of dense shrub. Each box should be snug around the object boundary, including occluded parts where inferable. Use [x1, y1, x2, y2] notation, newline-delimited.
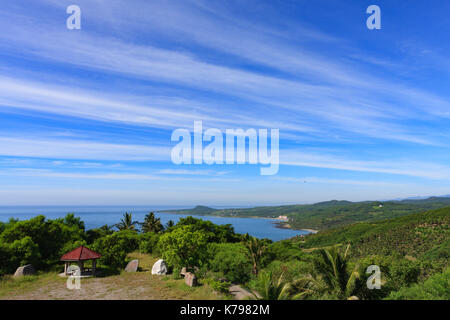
[92, 230, 139, 269]
[264, 259, 312, 284]
[207, 243, 252, 283]
[204, 278, 232, 294]
[7, 236, 41, 269]
[174, 216, 240, 243]
[0, 214, 85, 269]
[158, 225, 209, 270]
[139, 232, 160, 255]
[86, 225, 114, 244]
[388, 268, 450, 300]
[266, 240, 308, 263]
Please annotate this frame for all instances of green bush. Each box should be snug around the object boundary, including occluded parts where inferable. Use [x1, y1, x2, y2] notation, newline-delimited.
[158, 225, 209, 270]
[263, 259, 312, 284]
[173, 216, 240, 243]
[86, 225, 114, 244]
[388, 268, 450, 300]
[92, 230, 139, 269]
[139, 232, 160, 255]
[7, 236, 41, 268]
[204, 278, 231, 294]
[266, 240, 308, 263]
[0, 214, 85, 269]
[207, 243, 252, 283]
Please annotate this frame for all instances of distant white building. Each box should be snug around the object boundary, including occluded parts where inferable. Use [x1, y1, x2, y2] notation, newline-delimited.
[278, 215, 288, 220]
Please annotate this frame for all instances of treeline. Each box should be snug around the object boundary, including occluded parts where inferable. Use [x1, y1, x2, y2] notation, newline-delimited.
[0, 213, 242, 275]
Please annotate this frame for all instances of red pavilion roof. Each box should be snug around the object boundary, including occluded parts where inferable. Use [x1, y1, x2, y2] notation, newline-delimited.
[60, 246, 102, 261]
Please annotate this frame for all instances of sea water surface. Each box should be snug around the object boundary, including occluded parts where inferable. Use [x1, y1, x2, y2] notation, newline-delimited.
[0, 206, 309, 241]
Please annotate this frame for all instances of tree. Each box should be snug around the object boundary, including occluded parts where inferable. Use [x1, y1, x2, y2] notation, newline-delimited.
[115, 212, 138, 231]
[244, 236, 268, 275]
[302, 245, 359, 299]
[158, 225, 209, 270]
[252, 271, 291, 300]
[165, 220, 175, 230]
[92, 230, 139, 269]
[140, 212, 163, 233]
[174, 216, 239, 243]
[207, 243, 252, 283]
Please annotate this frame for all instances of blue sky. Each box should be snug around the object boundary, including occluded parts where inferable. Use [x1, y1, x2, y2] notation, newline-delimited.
[0, 0, 450, 205]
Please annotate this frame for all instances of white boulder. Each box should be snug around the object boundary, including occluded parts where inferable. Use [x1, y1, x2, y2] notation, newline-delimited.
[151, 259, 167, 275]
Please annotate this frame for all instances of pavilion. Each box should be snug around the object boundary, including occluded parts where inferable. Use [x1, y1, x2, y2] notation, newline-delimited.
[60, 245, 102, 276]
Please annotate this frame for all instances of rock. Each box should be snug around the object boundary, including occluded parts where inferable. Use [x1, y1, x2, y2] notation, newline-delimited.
[348, 296, 360, 300]
[184, 272, 197, 287]
[13, 264, 35, 277]
[125, 259, 139, 272]
[180, 267, 187, 276]
[151, 259, 167, 275]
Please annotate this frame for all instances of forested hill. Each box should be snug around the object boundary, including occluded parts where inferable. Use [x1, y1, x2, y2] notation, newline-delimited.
[296, 206, 449, 264]
[162, 197, 450, 230]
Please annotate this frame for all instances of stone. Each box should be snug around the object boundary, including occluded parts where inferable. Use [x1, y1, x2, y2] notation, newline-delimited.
[184, 272, 197, 287]
[151, 259, 167, 275]
[348, 296, 360, 300]
[125, 259, 139, 272]
[13, 264, 35, 277]
[180, 267, 187, 276]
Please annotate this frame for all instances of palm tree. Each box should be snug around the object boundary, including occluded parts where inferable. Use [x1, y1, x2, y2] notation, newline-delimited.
[165, 220, 175, 230]
[140, 212, 164, 233]
[251, 271, 291, 300]
[244, 236, 267, 275]
[294, 245, 359, 299]
[115, 212, 138, 231]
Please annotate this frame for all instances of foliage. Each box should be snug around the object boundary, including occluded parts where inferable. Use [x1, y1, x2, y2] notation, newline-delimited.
[92, 230, 139, 269]
[165, 220, 175, 231]
[244, 235, 270, 275]
[139, 232, 161, 255]
[0, 214, 85, 269]
[4, 237, 41, 272]
[158, 225, 209, 270]
[86, 225, 114, 244]
[251, 271, 291, 300]
[114, 212, 138, 231]
[388, 268, 450, 300]
[265, 240, 307, 262]
[207, 243, 252, 283]
[204, 278, 231, 294]
[300, 207, 450, 262]
[140, 212, 164, 233]
[308, 245, 359, 299]
[173, 216, 240, 243]
[264, 259, 312, 284]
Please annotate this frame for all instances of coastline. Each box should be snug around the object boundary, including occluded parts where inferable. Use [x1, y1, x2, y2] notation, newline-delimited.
[273, 220, 318, 234]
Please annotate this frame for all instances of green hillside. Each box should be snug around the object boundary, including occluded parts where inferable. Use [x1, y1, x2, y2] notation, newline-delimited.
[297, 206, 449, 263]
[162, 197, 450, 230]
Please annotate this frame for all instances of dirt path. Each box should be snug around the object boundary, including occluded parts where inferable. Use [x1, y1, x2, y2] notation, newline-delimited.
[228, 285, 255, 300]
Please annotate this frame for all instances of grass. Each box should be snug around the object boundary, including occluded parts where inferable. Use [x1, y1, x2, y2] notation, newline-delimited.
[0, 272, 64, 298]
